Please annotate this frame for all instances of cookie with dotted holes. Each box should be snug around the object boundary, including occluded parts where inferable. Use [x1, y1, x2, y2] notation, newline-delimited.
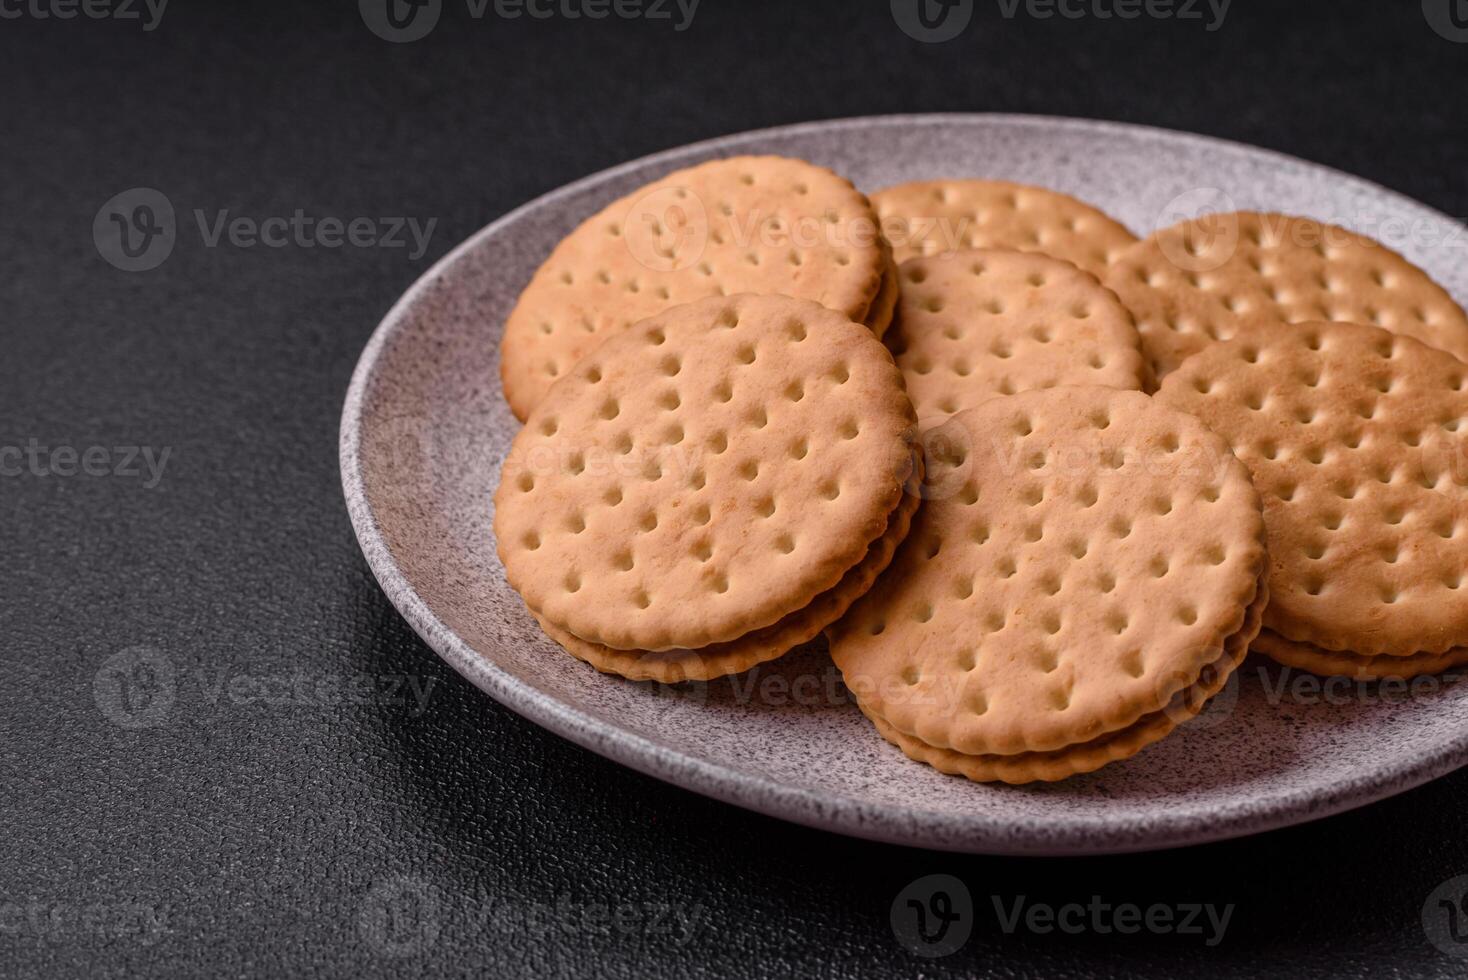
[529, 452, 921, 682]
[889, 249, 1147, 419]
[862, 577, 1267, 783]
[1105, 211, 1468, 381]
[871, 180, 1138, 278]
[501, 155, 894, 421]
[1156, 320, 1468, 663]
[827, 386, 1267, 770]
[494, 293, 917, 653]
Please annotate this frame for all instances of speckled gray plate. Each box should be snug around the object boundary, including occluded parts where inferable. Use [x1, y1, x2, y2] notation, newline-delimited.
[341, 114, 1468, 855]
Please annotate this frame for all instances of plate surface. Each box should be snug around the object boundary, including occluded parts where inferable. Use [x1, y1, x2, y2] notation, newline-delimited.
[341, 114, 1468, 854]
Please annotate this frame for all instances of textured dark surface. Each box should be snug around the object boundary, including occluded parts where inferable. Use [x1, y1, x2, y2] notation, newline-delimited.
[4, 1, 1468, 977]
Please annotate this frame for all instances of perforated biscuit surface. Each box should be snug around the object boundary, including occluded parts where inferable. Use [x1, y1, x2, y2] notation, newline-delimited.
[863, 577, 1265, 783]
[1106, 211, 1468, 379]
[890, 249, 1146, 418]
[495, 294, 916, 652]
[533, 457, 921, 682]
[1157, 320, 1468, 656]
[872, 180, 1137, 277]
[828, 387, 1266, 756]
[501, 155, 889, 420]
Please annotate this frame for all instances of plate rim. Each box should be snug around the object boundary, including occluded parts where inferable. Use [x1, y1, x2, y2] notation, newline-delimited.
[340, 112, 1468, 855]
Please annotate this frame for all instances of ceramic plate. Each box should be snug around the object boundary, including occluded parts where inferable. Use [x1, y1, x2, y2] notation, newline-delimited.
[340, 114, 1468, 854]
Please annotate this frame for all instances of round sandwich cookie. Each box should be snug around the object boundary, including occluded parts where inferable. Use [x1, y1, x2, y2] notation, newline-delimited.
[530, 454, 921, 683]
[494, 293, 918, 665]
[889, 248, 1147, 419]
[1106, 211, 1468, 381]
[862, 584, 1266, 783]
[827, 387, 1268, 784]
[871, 179, 1138, 278]
[1157, 320, 1468, 678]
[501, 155, 896, 421]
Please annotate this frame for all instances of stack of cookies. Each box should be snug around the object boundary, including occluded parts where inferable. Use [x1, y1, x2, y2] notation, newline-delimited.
[1156, 321, 1468, 680]
[828, 387, 1268, 783]
[491, 157, 1468, 783]
[494, 293, 918, 682]
[500, 156, 897, 422]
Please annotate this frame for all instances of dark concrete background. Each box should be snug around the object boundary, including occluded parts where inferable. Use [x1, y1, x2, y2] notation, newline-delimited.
[4, 0, 1468, 976]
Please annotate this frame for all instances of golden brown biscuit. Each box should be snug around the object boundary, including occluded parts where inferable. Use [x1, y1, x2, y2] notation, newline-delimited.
[861, 578, 1265, 784]
[889, 249, 1145, 418]
[1106, 211, 1468, 380]
[495, 294, 916, 652]
[827, 387, 1267, 781]
[1157, 320, 1468, 665]
[532, 455, 921, 682]
[502, 156, 891, 420]
[872, 179, 1137, 277]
